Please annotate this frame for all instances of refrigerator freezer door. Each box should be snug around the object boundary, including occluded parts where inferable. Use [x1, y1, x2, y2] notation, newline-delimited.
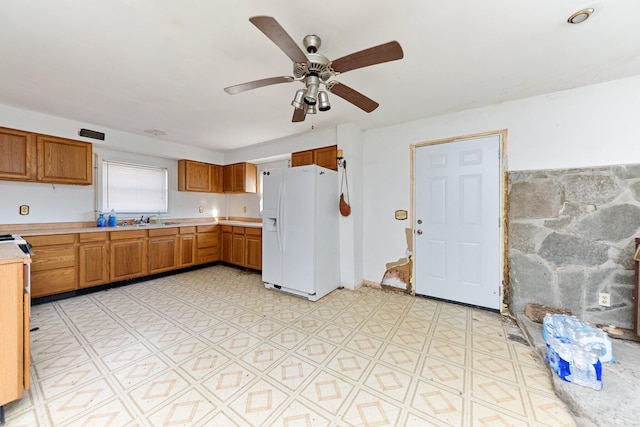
[261, 169, 283, 286]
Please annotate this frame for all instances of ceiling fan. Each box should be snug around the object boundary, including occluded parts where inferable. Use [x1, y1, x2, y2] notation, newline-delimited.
[224, 16, 404, 122]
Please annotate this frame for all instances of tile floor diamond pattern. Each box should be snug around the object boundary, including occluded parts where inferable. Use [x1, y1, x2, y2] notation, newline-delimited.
[5, 265, 576, 426]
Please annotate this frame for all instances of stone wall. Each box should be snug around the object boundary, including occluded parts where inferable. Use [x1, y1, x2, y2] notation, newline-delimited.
[508, 164, 640, 329]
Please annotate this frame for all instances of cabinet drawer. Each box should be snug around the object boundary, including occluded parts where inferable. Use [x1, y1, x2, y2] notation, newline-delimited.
[245, 227, 262, 237]
[197, 234, 218, 249]
[197, 225, 218, 233]
[180, 226, 196, 234]
[148, 227, 178, 237]
[232, 226, 245, 234]
[28, 234, 75, 246]
[197, 246, 219, 263]
[31, 267, 76, 297]
[30, 245, 76, 272]
[79, 232, 107, 243]
[220, 225, 232, 233]
[110, 229, 146, 240]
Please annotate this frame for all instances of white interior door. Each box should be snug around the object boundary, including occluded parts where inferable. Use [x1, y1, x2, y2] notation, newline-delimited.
[414, 134, 502, 309]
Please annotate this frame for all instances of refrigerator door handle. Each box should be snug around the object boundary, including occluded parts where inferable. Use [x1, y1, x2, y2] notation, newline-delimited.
[277, 180, 284, 252]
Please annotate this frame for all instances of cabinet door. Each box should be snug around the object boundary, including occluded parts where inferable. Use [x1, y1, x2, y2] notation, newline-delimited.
[221, 231, 233, 263]
[0, 127, 36, 181]
[178, 160, 211, 192]
[210, 164, 224, 193]
[110, 240, 147, 281]
[245, 228, 262, 270]
[36, 135, 92, 184]
[78, 243, 109, 288]
[232, 163, 245, 192]
[223, 165, 234, 192]
[180, 235, 196, 267]
[242, 162, 257, 193]
[291, 150, 313, 167]
[149, 236, 179, 274]
[314, 146, 338, 171]
[231, 227, 245, 266]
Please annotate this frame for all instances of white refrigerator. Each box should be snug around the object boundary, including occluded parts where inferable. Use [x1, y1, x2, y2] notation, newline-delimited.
[262, 164, 340, 301]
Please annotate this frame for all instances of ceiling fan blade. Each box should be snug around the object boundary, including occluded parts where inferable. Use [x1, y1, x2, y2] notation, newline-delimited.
[328, 82, 379, 113]
[249, 16, 308, 64]
[224, 76, 294, 95]
[292, 107, 306, 122]
[331, 41, 404, 74]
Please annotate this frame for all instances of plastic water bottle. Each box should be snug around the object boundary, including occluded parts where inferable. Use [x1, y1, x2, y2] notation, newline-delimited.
[97, 213, 106, 227]
[569, 347, 603, 390]
[108, 209, 117, 226]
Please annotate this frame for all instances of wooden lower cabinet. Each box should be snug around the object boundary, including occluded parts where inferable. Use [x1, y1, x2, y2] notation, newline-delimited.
[231, 227, 246, 265]
[109, 230, 147, 281]
[78, 232, 109, 288]
[245, 227, 262, 270]
[179, 226, 196, 267]
[0, 258, 30, 408]
[221, 226, 232, 263]
[148, 228, 179, 274]
[24, 223, 259, 299]
[29, 234, 77, 298]
[220, 225, 262, 270]
[196, 225, 220, 264]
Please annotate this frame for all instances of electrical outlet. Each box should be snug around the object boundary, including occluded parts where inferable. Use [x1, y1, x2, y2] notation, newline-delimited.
[243, 206, 247, 213]
[198, 206, 204, 213]
[19, 205, 29, 215]
[598, 293, 611, 307]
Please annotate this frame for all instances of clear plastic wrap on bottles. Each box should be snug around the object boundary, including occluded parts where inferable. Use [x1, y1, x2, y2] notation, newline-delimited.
[542, 313, 611, 390]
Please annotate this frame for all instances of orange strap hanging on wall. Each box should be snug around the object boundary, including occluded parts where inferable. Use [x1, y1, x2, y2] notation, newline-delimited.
[340, 160, 351, 217]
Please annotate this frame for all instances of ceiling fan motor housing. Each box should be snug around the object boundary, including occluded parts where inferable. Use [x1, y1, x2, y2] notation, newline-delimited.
[303, 34, 321, 53]
[293, 53, 333, 81]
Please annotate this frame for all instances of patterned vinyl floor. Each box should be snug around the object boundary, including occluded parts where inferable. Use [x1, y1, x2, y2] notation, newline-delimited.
[4, 265, 576, 426]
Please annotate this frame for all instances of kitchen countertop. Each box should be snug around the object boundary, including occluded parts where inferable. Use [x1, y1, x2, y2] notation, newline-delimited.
[12, 220, 262, 237]
[0, 241, 31, 264]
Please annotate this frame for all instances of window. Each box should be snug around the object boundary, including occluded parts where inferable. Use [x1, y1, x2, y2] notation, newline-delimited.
[102, 160, 168, 214]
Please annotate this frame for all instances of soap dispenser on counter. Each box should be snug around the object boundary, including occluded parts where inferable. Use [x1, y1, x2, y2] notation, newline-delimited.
[97, 213, 106, 227]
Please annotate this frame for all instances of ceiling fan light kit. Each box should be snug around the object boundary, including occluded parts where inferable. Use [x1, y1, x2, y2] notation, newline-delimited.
[224, 16, 404, 123]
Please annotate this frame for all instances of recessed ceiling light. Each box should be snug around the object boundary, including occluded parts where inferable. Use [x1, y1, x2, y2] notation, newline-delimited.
[567, 8, 594, 24]
[144, 129, 166, 137]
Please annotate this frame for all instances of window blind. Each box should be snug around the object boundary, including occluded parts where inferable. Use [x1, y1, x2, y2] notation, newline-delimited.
[102, 160, 168, 214]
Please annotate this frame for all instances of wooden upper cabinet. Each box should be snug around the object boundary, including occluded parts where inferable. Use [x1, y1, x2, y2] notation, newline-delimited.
[313, 146, 338, 170]
[36, 135, 92, 185]
[223, 162, 257, 193]
[178, 160, 211, 192]
[291, 150, 314, 168]
[291, 145, 337, 171]
[178, 160, 224, 193]
[0, 127, 36, 181]
[211, 164, 223, 193]
[222, 165, 234, 193]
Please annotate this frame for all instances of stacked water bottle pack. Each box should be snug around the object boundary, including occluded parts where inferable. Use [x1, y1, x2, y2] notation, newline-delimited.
[543, 314, 614, 390]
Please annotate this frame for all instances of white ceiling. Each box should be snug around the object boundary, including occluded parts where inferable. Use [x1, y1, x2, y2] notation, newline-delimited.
[1, 0, 639, 152]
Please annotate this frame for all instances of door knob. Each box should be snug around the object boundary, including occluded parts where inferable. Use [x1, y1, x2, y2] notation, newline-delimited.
[416, 229, 423, 235]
